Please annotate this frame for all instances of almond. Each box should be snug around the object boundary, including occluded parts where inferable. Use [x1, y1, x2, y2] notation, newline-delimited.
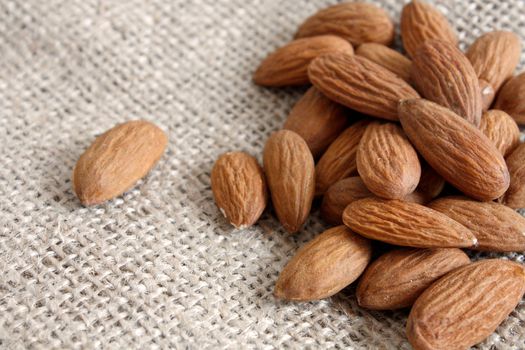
[479, 79, 496, 111]
[274, 226, 372, 301]
[479, 110, 520, 156]
[253, 35, 353, 87]
[283, 87, 350, 158]
[400, 0, 457, 58]
[211, 152, 268, 229]
[466, 31, 521, 93]
[343, 198, 477, 248]
[315, 120, 369, 196]
[357, 248, 470, 310]
[355, 43, 412, 82]
[73, 120, 167, 206]
[411, 40, 482, 126]
[263, 130, 315, 233]
[407, 259, 525, 350]
[429, 196, 525, 252]
[357, 122, 421, 199]
[398, 99, 509, 201]
[416, 162, 445, 202]
[308, 53, 419, 120]
[499, 143, 525, 209]
[295, 2, 394, 46]
[494, 72, 525, 124]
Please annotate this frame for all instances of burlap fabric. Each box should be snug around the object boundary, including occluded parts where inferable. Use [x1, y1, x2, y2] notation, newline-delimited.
[1, 0, 525, 348]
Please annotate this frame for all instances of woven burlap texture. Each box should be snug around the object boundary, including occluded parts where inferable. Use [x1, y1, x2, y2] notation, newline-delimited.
[1, 0, 525, 348]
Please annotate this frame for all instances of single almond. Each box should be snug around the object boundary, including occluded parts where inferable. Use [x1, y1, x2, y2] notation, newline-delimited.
[253, 35, 353, 87]
[295, 2, 394, 46]
[211, 152, 268, 229]
[263, 130, 315, 233]
[429, 196, 525, 252]
[479, 78, 496, 111]
[499, 143, 525, 209]
[407, 259, 525, 350]
[357, 248, 470, 310]
[356, 43, 412, 82]
[274, 226, 372, 301]
[479, 110, 520, 156]
[411, 40, 482, 126]
[309, 53, 419, 120]
[357, 122, 421, 199]
[466, 31, 521, 93]
[343, 198, 477, 248]
[73, 120, 167, 206]
[494, 72, 525, 124]
[315, 120, 370, 196]
[400, 0, 457, 58]
[398, 99, 509, 201]
[283, 87, 350, 158]
[321, 177, 428, 225]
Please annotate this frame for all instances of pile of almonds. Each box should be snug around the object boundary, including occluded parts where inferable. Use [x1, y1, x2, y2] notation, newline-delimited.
[211, 1, 525, 349]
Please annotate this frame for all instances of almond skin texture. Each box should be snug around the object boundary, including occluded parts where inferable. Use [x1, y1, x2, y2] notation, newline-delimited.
[283, 87, 349, 158]
[479, 78, 496, 111]
[479, 110, 520, 157]
[309, 53, 419, 120]
[73, 120, 167, 206]
[416, 162, 445, 202]
[400, 0, 457, 58]
[211, 152, 268, 229]
[295, 2, 394, 46]
[356, 43, 412, 82]
[494, 72, 525, 124]
[407, 259, 525, 350]
[429, 196, 525, 252]
[357, 122, 421, 199]
[411, 40, 482, 126]
[343, 198, 477, 248]
[274, 226, 372, 301]
[253, 35, 353, 87]
[315, 120, 370, 196]
[357, 248, 470, 310]
[263, 130, 315, 233]
[466, 31, 521, 93]
[500, 143, 525, 209]
[398, 99, 509, 201]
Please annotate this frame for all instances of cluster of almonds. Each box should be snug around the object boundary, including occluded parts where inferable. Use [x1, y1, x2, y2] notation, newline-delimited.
[211, 1, 525, 349]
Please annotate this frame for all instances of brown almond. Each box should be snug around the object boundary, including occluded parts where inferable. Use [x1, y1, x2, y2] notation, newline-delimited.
[407, 259, 525, 350]
[398, 99, 509, 201]
[211, 152, 268, 229]
[283, 87, 350, 158]
[253, 35, 353, 87]
[357, 122, 421, 199]
[429, 196, 525, 252]
[400, 0, 457, 58]
[499, 143, 525, 209]
[295, 2, 394, 46]
[479, 78, 496, 111]
[411, 40, 482, 126]
[315, 120, 370, 196]
[416, 162, 445, 202]
[466, 31, 521, 93]
[356, 43, 412, 82]
[494, 72, 525, 124]
[357, 248, 470, 310]
[343, 198, 477, 248]
[274, 226, 372, 301]
[263, 130, 315, 233]
[309, 53, 419, 120]
[479, 110, 520, 156]
[73, 120, 167, 206]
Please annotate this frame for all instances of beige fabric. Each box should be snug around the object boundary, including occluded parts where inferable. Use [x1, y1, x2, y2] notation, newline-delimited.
[1, 0, 524, 348]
